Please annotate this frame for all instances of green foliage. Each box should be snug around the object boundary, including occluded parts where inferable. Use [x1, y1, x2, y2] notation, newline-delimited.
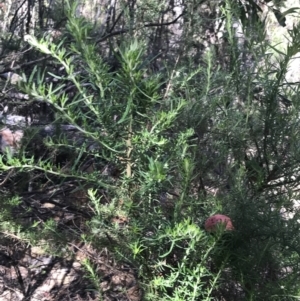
[2, 0, 300, 300]
[82, 258, 104, 299]
[143, 219, 219, 301]
[19, 9, 222, 298]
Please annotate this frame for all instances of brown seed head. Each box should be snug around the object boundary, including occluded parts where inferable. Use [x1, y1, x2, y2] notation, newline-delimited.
[205, 214, 234, 232]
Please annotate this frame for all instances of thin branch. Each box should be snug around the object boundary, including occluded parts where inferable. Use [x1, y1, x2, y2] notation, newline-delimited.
[0, 55, 50, 74]
[96, 13, 185, 43]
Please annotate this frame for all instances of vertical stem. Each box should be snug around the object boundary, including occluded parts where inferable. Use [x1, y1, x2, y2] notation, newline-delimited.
[126, 116, 132, 177]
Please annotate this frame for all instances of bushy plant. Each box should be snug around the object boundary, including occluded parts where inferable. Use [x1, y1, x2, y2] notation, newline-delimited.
[1, 0, 300, 300]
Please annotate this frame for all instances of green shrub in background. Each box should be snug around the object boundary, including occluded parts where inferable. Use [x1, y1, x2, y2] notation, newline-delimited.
[1, 0, 300, 300]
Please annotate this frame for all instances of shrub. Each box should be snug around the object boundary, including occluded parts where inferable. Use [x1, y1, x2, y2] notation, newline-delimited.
[1, 0, 300, 300]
